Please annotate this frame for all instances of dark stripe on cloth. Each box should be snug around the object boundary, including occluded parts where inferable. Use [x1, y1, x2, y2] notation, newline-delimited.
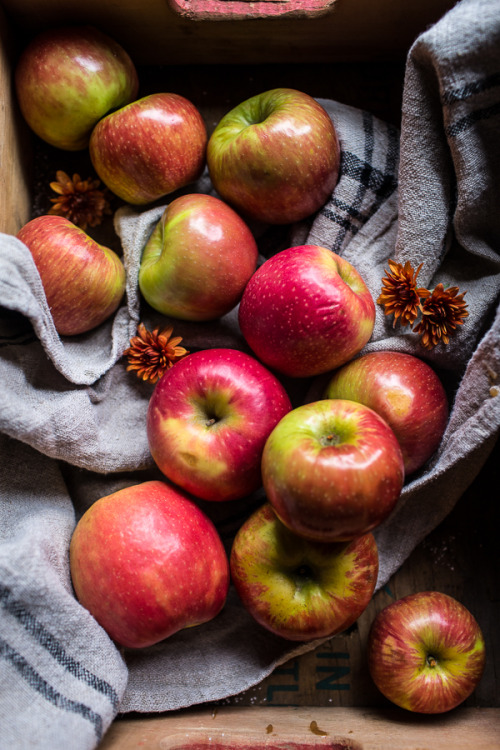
[0, 636, 104, 741]
[0, 584, 119, 710]
[446, 99, 500, 137]
[443, 72, 500, 104]
[320, 116, 398, 250]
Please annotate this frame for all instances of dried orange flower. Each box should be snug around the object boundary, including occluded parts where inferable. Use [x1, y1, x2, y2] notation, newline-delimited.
[378, 259, 469, 349]
[124, 323, 189, 384]
[413, 283, 469, 350]
[378, 259, 429, 327]
[48, 170, 111, 230]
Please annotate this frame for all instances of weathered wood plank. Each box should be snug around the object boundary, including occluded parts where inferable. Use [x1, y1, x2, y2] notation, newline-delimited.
[167, 0, 338, 21]
[99, 706, 500, 749]
[0, 4, 32, 234]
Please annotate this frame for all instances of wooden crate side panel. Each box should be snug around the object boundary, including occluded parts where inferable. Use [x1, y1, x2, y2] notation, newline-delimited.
[0, 0, 457, 65]
[99, 706, 500, 750]
[0, 6, 32, 234]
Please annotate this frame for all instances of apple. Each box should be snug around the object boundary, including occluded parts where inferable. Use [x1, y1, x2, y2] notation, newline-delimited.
[89, 93, 207, 205]
[138, 193, 258, 321]
[69, 480, 230, 649]
[14, 25, 139, 151]
[206, 88, 340, 225]
[262, 398, 404, 542]
[230, 502, 378, 641]
[367, 591, 486, 713]
[16, 215, 126, 336]
[147, 348, 292, 502]
[324, 351, 449, 475]
[238, 244, 376, 378]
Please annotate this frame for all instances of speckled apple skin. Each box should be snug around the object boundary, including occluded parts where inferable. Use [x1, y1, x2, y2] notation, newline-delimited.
[17, 215, 126, 336]
[69, 480, 230, 649]
[15, 25, 139, 151]
[368, 591, 486, 713]
[147, 349, 292, 502]
[324, 351, 449, 475]
[89, 93, 207, 204]
[262, 399, 405, 542]
[238, 245, 375, 378]
[207, 88, 340, 225]
[230, 503, 379, 641]
[139, 193, 258, 320]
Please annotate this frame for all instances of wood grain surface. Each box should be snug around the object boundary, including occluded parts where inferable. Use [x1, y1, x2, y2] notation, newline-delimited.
[0, 4, 32, 235]
[99, 706, 500, 749]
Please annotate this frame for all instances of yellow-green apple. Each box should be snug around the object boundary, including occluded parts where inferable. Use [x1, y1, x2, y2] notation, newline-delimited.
[230, 502, 378, 641]
[324, 351, 449, 475]
[89, 93, 207, 204]
[238, 244, 375, 378]
[206, 88, 340, 225]
[69, 480, 230, 649]
[138, 193, 258, 321]
[262, 399, 404, 542]
[368, 591, 486, 713]
[14, 25, 138, 151]
[147, 348, 292, 502]
[16, 215, 126, 336]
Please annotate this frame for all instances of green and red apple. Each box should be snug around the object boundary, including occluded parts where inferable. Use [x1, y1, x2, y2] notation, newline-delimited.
[17, 215, 126, 336]
[230, 503, 379, 641]
[69, 480, 230, 649]
[239, 244, 375, 378]
[262, 398, 405, 542]
[15, 25, 139, 151]
[368, 591, 486, 713]
[139, 193, 258, 321]
[146, 348, 292, 502]
[89, 92, 207, 204]
[207, 88, 340, 225]
[324, 351, 449, 475]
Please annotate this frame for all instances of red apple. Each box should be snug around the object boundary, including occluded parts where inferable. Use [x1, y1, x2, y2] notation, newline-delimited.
[368, 591, 486, 713]
[138, 193, 258, 321]
[147, 348, 292, 502]
[262, 399, 405, 542]
[207, 88, 340, 224]
[16, 215, 126, 336]
[324, 351, 449, 475]
[238, 244, 376, 378]
[69, 480, 230, 649]
[89, 93, 207, 204]
[230, 502, 378, 641]
[14, 25, 138, 151]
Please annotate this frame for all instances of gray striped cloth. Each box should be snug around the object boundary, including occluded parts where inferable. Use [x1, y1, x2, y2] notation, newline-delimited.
[1, 0, 499, 746]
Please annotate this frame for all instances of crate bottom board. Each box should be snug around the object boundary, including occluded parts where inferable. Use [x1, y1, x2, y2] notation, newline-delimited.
[99, 706, 500, 750]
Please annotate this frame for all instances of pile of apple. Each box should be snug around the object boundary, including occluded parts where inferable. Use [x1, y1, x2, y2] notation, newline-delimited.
[13, 26, 485, 715]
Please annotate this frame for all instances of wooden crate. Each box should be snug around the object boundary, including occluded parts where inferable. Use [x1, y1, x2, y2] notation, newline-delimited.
[99, 440, 500, 748]
[0, 0, 458, 236]
[0, 1, 498, 747]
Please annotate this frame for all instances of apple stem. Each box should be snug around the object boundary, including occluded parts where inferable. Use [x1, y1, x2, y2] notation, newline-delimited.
[321, 432, 341, 447]
[294, 564, 314, 581]
[426, 655, 438, 668]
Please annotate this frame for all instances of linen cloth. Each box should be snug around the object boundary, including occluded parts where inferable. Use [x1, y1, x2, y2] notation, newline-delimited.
[1, 0, 500, 746]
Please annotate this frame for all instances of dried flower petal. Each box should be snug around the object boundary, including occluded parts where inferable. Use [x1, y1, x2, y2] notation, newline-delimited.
[413, 283, 469, 349]
[378, 259, 429, 328]
[124, 323, 189, 384]
[48, 170, 111, 230]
